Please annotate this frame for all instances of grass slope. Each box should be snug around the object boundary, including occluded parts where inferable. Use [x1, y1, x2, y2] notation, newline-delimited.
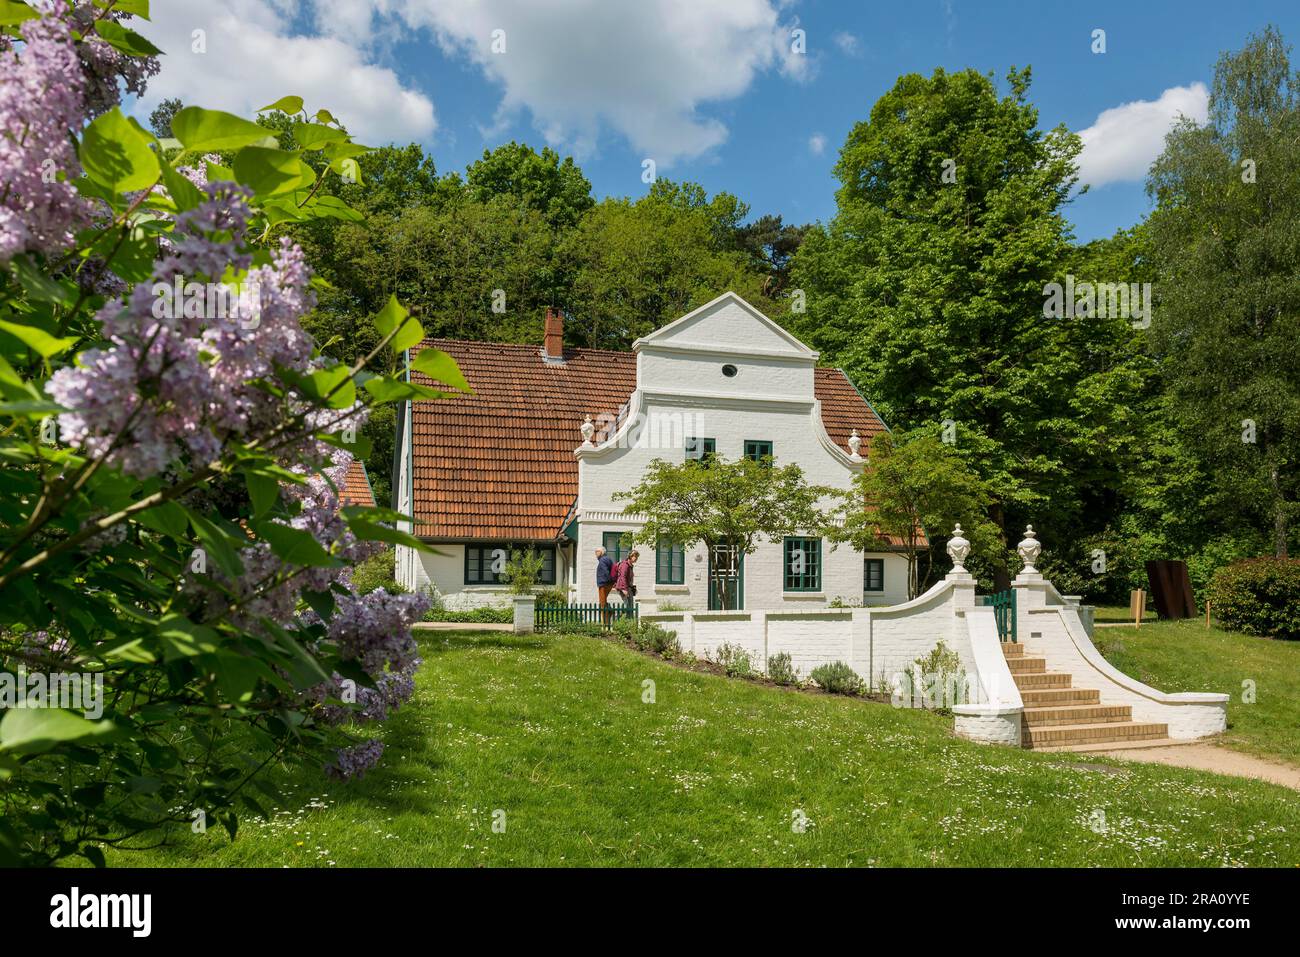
[1093, 618, 1300, 765]
[98, 630, 1300, 868]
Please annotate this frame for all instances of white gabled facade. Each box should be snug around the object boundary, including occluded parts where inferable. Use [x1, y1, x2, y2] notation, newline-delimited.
[395, 292, 910, 611]
[570, 292, 909, 611]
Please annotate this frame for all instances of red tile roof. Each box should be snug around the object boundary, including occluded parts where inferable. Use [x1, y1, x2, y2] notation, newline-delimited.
[408, 339, 892, 542]
[340, 459, 375, 509]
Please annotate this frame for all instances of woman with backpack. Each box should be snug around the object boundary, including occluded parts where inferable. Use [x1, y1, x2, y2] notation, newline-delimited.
[613, 550, 639, 612]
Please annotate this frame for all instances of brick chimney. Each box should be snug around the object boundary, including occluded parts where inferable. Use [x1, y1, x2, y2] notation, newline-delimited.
[542, 307, 565, 363]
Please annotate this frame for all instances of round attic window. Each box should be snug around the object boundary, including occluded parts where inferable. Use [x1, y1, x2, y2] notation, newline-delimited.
[721, 364, 738, 378]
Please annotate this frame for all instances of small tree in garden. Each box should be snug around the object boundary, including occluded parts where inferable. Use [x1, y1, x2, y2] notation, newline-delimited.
[501, 547, 545, 595]
[827, 432, 999, 599]
[0, 2, 470, 866]
[614, 456, 830, 610]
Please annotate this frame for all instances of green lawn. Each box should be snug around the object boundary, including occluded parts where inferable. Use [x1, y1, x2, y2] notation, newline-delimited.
[1093, 617, 1300, 765]
[94, 629, 1300, 867]
[1093, 603, 1156, 624]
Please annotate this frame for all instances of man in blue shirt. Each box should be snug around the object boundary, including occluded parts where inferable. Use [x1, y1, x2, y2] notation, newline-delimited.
[595, 546, 615, 621]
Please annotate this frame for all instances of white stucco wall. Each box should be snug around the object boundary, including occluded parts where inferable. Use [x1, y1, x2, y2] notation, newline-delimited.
[570, 294, 899, 613]
[397, 541, 574, 610]
[643, 576, 979, 699]
[570, 522, 908, 612]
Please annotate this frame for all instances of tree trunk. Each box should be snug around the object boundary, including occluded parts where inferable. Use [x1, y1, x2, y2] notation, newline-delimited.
[990, 502, 1010, 591]
[1271, 464, 1288, 559]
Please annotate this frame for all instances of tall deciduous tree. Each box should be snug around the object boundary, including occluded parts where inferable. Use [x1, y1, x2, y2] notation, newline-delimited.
[791, 67, 1147, 585]
[615, 457, 829, 610]
[827, 433, 1000, 598]
[1147, 25, 1300, 558]
[466, 141, 594, 231]
[560, 182, 778, 349]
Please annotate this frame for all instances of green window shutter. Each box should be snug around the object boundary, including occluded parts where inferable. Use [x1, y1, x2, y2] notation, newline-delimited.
[685, 437, 716, 462]
[537, 545, 557, 585]
[783, 537, 822, 591]
[469, 543, 550, 585]
[603, 531, 629, 563]
[656, 538, 684, 584]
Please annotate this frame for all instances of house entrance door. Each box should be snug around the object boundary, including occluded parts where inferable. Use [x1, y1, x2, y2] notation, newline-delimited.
[708, 545, 744, 610]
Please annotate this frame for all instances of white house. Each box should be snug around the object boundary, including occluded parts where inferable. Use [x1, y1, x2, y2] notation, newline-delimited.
[393, 292, 914, 611]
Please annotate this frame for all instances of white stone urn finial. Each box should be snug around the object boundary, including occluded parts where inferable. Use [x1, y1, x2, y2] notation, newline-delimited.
[579, 414, 595, 446]
[847, 429, 863, 460]
[946, 523, 970, 572]
[1017, 525, 1041, 574]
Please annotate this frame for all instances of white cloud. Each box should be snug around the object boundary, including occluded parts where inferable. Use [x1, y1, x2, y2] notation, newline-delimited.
[1076, 83, 1209, 187]
[393, 0, 809, 165]
[808, 132, 826, 155]
[832, 31, 859, 56]
[134, 0, 436, 146]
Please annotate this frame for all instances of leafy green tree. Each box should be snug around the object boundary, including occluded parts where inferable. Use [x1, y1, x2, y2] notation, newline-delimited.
[1147, 25, 1300, 558]
[827, 432, 1000, 598]
[734, 213, 809, 296]
[147, 96, 183, 137]
[466, 141, 594, 231]
[560, 183, 778, 349]
[615, 457, 830, 610]
[791, 67, 1147, 584]
[501, 548, 546, 595]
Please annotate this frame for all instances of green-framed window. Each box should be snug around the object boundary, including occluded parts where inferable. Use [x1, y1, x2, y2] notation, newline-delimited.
[602, 531, 632, 564]
[466, 543, 556, 585]
[864, 558, 884, 592]
[783, 537, 822, 592]
[655, 538, 685, 584]
[685, 436, 716, 462]
[744, 439, 773, 464]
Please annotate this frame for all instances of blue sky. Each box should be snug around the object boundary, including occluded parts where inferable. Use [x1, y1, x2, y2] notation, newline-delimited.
[137, 1, 1300, 242]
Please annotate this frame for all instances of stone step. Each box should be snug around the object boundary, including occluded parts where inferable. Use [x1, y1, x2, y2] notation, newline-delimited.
[1022, 703, 1133, 727]
[1001, 642, 1025, 658]
[1012, 671, 1073, 690]
[1031, 737, 1190, 754]
[1006, 656, 1047, 675]
[1020, 687, 1101, 707]
[1023, 721, 1169, 749]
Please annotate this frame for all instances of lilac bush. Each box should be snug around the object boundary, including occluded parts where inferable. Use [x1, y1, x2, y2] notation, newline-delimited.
[0, 2, 467, 867]
[0, 13, 88, 259]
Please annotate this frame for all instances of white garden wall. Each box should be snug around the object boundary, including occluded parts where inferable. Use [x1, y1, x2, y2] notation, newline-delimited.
[1014, 576, 1228, 739]
[643, 568, 1229, 749]
[643, 575, 979, 696]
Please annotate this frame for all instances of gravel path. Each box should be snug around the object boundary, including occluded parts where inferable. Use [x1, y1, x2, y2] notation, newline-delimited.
[1094, 743, 1300, 791]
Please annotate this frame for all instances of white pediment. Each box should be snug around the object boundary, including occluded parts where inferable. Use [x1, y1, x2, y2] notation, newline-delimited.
[633, 292, 817, 359]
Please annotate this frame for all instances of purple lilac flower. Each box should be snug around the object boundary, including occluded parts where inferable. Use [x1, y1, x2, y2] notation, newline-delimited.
[22, 628, 71, 658]
[60, 2, 159, 117]
[326, 588, 429, 676]
[46, 185, 334, 478]
[325, 739, 384, 781]
[0, 13, 89, 261]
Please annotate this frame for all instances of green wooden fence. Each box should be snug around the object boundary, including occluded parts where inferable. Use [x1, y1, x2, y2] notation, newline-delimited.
[978, 589, 1017, 642]
[535, 602, 637, 631]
